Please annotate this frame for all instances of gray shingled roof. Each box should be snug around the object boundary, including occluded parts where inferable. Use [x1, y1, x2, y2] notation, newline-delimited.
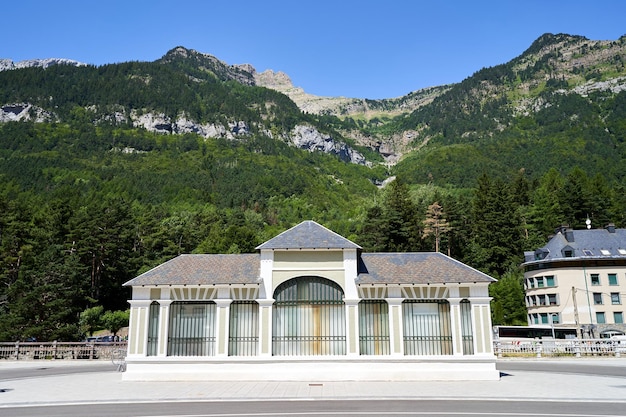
[523, 227, 626, 266]
[123, 254, 260, 286]
[356, 252, 496, 284]
[256, 220, 361, 250]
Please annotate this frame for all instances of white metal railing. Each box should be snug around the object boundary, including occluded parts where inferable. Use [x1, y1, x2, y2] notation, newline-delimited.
[495, 339, 626, 358]
[0, 341, 127, 361]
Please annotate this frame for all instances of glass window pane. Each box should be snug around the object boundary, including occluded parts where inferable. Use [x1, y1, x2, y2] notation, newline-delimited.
[591, 274, 600, 285]
[359, 300, 390, 355]
[593, 293, 603, 305]
[167, 301, 216, 356]
[402, 300, 452, 355]
[273, 277, 346, 356]
[229, 301, 259, 356]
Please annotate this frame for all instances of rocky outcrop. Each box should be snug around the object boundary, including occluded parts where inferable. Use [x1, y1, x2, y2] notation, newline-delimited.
[130, 111, 249, 140]
[0, 58, 86, 71]
[290, 125, 367, 165]
[0, 103, 55, 122]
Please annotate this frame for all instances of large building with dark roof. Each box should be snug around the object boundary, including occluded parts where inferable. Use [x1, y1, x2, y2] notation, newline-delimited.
[522, 224, 626, 338]
[123, 221, 498, 381]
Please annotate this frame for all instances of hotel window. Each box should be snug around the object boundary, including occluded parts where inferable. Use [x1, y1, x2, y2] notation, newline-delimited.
[593, 293, 603, 305]
[590, 274, 600, 286]
[536, 277, 544, 288]
[545, 276, 555, 287]
[527, 278, 535, 289]
[615, 312, 624, 324]
[551, 313, 560, 324]
[538, 295, 547, 306]
[540, 313, 549, 324]
[611, 293, 621, 305]
[548, 294, 558, 305]
[608, 274, 618, 286]
[596, 312, 606, 324]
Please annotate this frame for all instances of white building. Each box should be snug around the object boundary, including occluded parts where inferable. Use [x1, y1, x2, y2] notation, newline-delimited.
[123, 221, 498, 381]
[522, 224, 626, 338]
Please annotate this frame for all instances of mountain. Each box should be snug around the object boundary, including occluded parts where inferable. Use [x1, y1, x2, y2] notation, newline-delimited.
[2, 34, 626, 340]
[390, 33, 626, 186]
[2, 34, 626, 182]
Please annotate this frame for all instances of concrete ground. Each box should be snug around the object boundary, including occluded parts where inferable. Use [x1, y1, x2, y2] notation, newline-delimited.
[1, 358, 625, 408]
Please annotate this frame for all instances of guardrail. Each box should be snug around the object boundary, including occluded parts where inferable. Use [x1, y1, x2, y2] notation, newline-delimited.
[0, 341, 127, 361]
[495, 339, 626, 358]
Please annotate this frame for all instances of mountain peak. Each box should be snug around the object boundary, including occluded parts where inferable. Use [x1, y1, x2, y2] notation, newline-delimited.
[0, 57, 86, 72]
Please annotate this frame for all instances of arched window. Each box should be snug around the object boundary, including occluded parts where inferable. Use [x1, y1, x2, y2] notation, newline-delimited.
[402, 300, 452, 355]
[460, 299, 474, 355]
[147, 301, 160, 357]
[167, 301, 216, 356]
[273, 276, 346, 356]
[359, 300, 390, 355]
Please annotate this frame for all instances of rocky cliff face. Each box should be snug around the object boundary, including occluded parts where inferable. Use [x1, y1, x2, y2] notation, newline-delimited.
[0, 103, 55, 122]
[99, 109, 368, 165]
[0, 58, 85, 71]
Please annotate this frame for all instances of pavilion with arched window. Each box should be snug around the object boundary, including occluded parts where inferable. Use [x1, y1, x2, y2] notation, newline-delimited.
[123, 221, 498, 381]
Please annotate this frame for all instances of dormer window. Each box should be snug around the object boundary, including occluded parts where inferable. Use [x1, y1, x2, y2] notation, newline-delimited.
[600, 249, 611, 256]
[618, 249, 626, 255]
[583, 249, 593, 256]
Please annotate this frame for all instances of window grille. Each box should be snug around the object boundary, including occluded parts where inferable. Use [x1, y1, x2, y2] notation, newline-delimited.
[272, 277, 346, 356]
[402, 300, 452, 355]
[358, 300, 390, 355]
[147, 301, 160, 356]
[228, 301, 259, 356]
[460, 300, 474, 355]
[167, 301, 216, 356]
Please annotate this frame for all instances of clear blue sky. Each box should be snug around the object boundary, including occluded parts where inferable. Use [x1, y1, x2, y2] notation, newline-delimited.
[4, 1, 625, 99]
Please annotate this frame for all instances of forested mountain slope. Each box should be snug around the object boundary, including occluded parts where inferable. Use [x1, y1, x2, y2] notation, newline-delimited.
[0, 33, 625, 340]
[390, 33, 626, 186]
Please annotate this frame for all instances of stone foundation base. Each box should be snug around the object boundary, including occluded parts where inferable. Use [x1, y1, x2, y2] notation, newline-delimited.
[123, 356, 499, 381]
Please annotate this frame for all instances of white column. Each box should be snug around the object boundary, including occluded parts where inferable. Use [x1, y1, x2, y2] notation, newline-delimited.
[386, 298, 405, 356]
[127, 300, 152, 357]
[256, 299, 275, 357]
[470, 297, 494, 355]
[214, 299, 233, 357]
[448, 297, 463, 356]
[344, 299, 360, 356]
[157, 300, 173, 357]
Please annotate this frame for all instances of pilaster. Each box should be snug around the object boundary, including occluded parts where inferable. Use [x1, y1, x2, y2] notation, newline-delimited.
[385, 298, 405, 356]
[344, 299, 360, 356]
[256, 299, 275, 357]
[214, 299, 233, 357]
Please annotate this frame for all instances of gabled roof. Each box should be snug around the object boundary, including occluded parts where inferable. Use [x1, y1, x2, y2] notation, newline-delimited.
[357, 252, 496, 284]
[523, 226, 626, 266]
[256, 220, 361, 250]
[123, 254, 260, 286]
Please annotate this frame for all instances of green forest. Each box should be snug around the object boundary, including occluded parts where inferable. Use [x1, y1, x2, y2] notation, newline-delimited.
[1, 36, 626, 341]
